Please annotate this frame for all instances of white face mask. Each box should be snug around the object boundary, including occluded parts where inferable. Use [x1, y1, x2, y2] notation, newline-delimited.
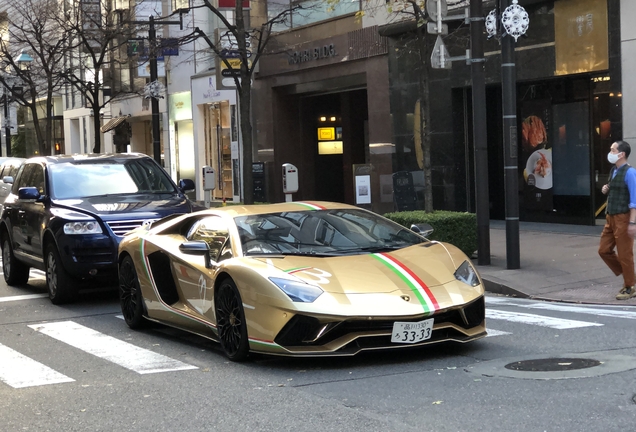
[608, 152, 621, 164]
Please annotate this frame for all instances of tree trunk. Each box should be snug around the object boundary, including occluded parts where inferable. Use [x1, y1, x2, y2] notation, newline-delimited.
[92, 88, 101, 153]
[30, 91, 46, 156]
[417, 29, 434, 213]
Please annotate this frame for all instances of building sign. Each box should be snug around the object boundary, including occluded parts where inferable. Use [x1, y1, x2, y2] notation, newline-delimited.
[317, 127, 335, 140]
[554, 0, 608, 75]
[288, 44, 337, 65]
[218, 0, 249, 8]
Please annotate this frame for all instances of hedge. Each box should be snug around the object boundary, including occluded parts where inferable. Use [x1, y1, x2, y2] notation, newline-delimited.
[383, 210, 477, 257]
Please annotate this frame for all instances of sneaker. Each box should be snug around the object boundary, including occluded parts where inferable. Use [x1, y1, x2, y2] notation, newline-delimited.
[616, 286, 636, 300]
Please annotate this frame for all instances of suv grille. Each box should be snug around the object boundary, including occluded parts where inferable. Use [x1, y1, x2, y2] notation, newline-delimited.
[106, 219, 157, 236]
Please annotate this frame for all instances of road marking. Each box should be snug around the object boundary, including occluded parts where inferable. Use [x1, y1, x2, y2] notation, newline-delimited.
[0, 270, 45, 280]
[486, 310, 603, 329]
[0, 342, 74, 388]
[28, 321, 198, 374]
[486, 329, 511, 337]
[487, 296, 636, 320]
[0, 293, 48, 303]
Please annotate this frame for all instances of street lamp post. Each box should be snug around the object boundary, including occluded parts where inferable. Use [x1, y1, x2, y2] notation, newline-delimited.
[485, 0, 529, 270]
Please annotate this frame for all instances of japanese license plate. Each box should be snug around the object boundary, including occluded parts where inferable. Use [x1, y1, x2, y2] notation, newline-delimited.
[391, 318, 434, 344]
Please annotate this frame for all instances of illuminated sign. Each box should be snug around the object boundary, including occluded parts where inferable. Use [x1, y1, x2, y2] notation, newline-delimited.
[318, 141, 343, 155]
[317, 127, 335, 141]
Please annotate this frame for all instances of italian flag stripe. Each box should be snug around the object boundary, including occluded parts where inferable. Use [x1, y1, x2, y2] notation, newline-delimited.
[372, 253, 439, 314]
[284, 266, 312, 274]
[295, 202, 326, 210]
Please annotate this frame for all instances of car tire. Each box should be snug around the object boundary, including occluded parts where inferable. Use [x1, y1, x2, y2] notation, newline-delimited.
[2, 235, 30, 285]
[119, 255, 147, 329]
[215, 278, 249, 362]
[45, 243, 78, 305]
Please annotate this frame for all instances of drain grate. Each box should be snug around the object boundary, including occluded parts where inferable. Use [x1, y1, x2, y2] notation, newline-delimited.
[504, 357, 602, 372]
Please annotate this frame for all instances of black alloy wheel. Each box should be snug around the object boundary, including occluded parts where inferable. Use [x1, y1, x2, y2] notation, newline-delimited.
[119, 256, 147, 329]
[215, 279, 249, 362]
[45, 243, 78, 304]
[2, 236, 29, 285]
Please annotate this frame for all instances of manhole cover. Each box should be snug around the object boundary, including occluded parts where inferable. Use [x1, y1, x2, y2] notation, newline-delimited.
[504, 358, 601, 372]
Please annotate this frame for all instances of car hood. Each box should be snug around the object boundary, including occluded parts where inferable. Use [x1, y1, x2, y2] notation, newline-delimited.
[53, 193, 191, 219]
[254, 242, 477, 298]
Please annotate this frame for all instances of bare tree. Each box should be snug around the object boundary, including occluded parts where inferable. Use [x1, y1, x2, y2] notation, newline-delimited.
[56, 0, 138, 153]
[0, 0, 70, 156]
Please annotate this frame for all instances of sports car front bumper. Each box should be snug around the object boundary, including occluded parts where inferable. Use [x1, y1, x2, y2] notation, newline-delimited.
[249, 296, 486, 356]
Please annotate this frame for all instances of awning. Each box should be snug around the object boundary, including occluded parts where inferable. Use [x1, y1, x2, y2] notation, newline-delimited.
[100, 115, 130, 133]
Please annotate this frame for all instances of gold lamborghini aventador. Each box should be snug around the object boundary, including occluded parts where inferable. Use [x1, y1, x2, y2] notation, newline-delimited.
[118, 201, 486, 361]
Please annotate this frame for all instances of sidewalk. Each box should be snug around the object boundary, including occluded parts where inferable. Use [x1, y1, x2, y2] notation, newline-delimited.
[474, 220, 636, 305]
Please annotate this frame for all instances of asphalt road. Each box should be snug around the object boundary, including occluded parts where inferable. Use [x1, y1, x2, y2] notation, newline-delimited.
[2, 272, 636, 432]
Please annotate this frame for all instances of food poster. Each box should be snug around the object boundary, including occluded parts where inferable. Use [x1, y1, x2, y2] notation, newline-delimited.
[521, 100, 553, 212]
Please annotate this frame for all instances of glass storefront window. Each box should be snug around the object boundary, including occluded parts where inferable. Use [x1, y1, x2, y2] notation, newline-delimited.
[203, 101, 233, 201]
[268, 0, 360, 32]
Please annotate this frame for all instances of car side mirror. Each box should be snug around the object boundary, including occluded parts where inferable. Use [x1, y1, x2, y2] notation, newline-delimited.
[178, 179, 195, 194]
[179, 240, 212, 268]
[410, 223, 434, 237]
[3, 176, 13, 184]
[18, 187, 42, 202]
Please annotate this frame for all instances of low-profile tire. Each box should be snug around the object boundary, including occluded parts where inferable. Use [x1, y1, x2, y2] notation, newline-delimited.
[119, 255, 147, 329]
[45, 243, 78, 305]
[215, 278, 249, 362]
[2, 236, 30, 285]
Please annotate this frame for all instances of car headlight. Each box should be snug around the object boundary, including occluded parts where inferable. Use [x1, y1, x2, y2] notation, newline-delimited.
[269, 277, 324, 303]
[454, 260, 480, 287]
[64, 220, 103, 235]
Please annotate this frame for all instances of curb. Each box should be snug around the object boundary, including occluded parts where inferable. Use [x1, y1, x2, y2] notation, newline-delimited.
[482, 278, 529, 299]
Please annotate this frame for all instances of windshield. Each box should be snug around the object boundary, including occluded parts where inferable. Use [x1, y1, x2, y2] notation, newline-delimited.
[49, 159, 177, 199]
[235, 209, 426, 256]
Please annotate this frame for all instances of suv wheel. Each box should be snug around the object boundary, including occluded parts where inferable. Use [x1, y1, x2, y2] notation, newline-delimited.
[45, 243, 78, 304]
[2, 236, 30, 285]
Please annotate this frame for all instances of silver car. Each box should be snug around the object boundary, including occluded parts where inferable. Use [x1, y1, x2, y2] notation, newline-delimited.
[0, 158, 26, 205]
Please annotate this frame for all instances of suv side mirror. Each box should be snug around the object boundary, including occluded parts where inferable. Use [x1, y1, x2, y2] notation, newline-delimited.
[178, 179, 195, 193]
[3, 176, 13, 184]
[18, 187, 42, 201]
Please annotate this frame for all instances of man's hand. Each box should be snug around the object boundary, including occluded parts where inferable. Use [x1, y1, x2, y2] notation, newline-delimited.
[629, 224, 636, 239]
[602, 184, 610, 194]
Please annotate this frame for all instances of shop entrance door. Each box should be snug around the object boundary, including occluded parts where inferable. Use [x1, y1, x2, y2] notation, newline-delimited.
[302, 90, 367, 204]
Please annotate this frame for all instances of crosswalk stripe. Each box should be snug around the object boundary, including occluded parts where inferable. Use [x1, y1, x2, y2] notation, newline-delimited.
[486, 329, 511, 337]
[0, 342, 74, 388]
[28, 321, 198, 374]
[0, 293, 48, 303]
[486, 310, 603, 329]
[487, 296, 636, 320]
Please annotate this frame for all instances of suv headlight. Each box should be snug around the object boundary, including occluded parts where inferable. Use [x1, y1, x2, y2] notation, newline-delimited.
[454, 260, 480, 287]
[64, 220, 103, 235]
[269, 277, 323, 302]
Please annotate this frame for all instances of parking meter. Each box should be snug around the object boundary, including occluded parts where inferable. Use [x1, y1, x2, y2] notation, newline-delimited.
[202, 166, 215, 208]
[282, 163, 298, 202]
[203, 166, 215, 191]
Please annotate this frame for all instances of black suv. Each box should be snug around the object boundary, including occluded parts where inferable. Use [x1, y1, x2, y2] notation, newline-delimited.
[0, 153, 198, 304]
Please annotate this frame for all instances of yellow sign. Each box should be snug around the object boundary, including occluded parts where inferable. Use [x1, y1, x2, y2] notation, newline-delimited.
[317, 127, 335, 140]
[554, 0, 608, 76]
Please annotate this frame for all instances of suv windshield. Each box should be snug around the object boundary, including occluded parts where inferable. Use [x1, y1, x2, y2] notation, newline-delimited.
[235, 209, 426, 256]
[49, 159, 177, 199]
